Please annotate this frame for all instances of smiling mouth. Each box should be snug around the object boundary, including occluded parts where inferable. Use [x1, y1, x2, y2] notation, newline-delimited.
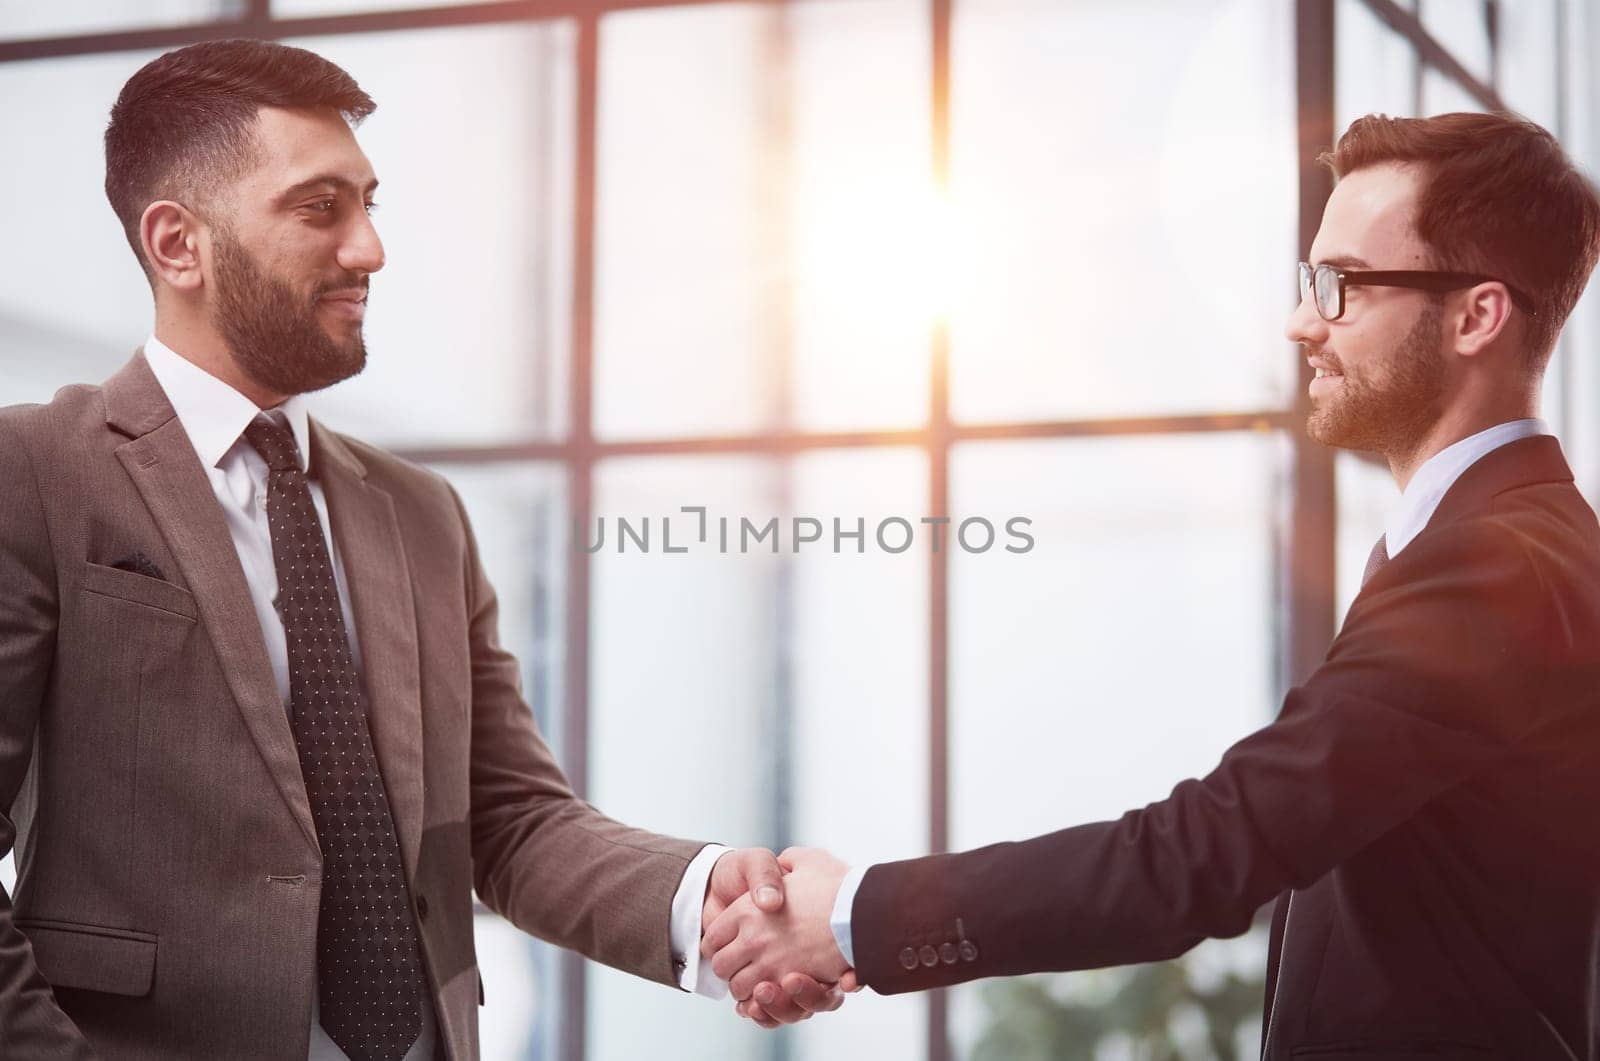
[1314, 367, 1341, 379]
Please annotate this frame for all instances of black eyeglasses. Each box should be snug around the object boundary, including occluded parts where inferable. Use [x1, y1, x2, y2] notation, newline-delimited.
[1297, 261, 1538, 322]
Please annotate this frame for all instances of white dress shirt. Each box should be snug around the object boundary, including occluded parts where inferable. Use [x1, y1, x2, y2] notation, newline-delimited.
[142, 337, 727, 1059]
[827, 417, 1552, 969]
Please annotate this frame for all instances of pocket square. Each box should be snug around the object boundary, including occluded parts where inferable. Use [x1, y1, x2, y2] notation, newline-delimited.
[110, 551, 167, 582]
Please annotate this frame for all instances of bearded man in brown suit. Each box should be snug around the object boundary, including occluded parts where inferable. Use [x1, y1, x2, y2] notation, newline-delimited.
[0, 39, 842, 1059]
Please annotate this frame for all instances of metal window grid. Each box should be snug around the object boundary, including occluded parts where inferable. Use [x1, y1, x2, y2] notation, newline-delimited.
[0, 2, 1505, 1058]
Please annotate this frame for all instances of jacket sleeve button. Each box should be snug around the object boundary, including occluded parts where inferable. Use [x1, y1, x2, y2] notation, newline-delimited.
[939, 942, 959, 965]
[919, 946, 939, 968]
[899, 947, 920, 971]
[958, 939, 978, 963]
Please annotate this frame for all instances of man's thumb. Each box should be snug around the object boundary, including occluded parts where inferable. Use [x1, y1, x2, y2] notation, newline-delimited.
[746, 850, 785, 912]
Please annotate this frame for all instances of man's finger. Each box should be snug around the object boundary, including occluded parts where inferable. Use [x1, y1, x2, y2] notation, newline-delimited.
[702, 894, 726, 926]
[740, 995, 784, 1029]
[780, 972, 845, 1013]
[730, 962, 775, 1003]
[838, 969, 861, 993]
[710, 935, 757, 990]
[701, 902, 746, 959]
[743, 981, 812, 1025]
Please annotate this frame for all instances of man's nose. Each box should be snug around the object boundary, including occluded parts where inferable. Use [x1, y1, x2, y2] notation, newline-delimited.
[1284, 289, 1328, 348]
[339, 212, 385, 275]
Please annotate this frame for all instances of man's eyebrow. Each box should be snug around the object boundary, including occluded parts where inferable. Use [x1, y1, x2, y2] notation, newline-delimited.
[1316, 254, 1373, 269]
[276, 175, 380, 203]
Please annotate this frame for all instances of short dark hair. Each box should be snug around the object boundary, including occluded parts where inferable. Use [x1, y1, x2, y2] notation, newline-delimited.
[1319, 112, 1600, 369]
[104, 38, 375, 276]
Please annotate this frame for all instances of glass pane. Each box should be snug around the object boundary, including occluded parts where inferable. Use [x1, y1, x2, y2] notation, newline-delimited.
[1497, 0, 1560, 127]
[1421, 65, 1486, 115]
[946, 432, 1284, 1059]
[0, 50, 166, 405]
[272, 0, 484, 15]
[473, 910, 545, 1061]
[425, 461, 567, 1061]
[1335, 450, 1397, 625]
[1561, 276, 1600, 503]
[587, 455, 781, 1061]
[587, 447, 932, 1059]
[1419, 0, 1492, 87]
[0, 0, 231, 42]
[1336, 0, 1419, 127]
[426, 462, 568, 756]
[948, 0, 1297, 423]
[786, 447, 929, 1061]
[291, 24, 574, 447]
[594, 0, 931, 440]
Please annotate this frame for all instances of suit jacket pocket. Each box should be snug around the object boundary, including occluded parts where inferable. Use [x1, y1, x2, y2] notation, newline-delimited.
[17, 918, 158, 997]
[81, 560, 197, 622]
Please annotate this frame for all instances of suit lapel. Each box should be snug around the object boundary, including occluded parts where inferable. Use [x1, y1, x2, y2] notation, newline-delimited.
[104, 352, 321, 857]
[310, 419, 426, 881]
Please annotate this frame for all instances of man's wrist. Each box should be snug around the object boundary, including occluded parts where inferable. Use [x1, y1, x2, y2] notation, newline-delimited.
[670, 843, 731, 998]
[829, 864, 869, 968]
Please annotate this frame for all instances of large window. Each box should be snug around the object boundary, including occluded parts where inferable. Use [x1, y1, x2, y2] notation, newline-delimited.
[2, 3, 1593, 1060]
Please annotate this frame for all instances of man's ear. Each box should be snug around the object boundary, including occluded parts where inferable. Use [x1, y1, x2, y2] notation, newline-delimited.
[1453, 281, 1517, 360]
[141, 200, 207, 292]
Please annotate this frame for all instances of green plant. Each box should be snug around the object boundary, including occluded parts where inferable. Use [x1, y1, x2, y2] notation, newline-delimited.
[971, 954, 1264, 1061]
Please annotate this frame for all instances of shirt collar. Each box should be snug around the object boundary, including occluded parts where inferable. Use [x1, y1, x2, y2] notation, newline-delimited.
[1385, 417, 1549, 557]
[142, 335, 313, 474]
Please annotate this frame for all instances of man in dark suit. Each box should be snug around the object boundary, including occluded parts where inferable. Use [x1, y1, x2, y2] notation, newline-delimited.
[0, 39, 842, 1058]
[706, 112, 1600, 1058]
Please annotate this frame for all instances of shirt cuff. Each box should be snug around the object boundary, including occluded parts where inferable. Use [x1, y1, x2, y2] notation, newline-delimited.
[829, 864, 869, 968]
[669, 843, 732, 999]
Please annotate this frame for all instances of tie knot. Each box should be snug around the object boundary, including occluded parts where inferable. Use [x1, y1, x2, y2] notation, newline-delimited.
[243, 413, 301, 474]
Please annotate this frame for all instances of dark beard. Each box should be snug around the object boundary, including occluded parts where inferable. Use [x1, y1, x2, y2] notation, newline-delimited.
[210, 231, 368, 398]
[1305, 303, 1447, 460]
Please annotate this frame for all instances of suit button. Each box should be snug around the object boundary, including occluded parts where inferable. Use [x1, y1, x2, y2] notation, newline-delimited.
[958, 939, 978, 963]
[919, 946, 938, 968]
[899, 947, 919, 971]
[939, 942, 959, 965]
[416, 893, 429, 921]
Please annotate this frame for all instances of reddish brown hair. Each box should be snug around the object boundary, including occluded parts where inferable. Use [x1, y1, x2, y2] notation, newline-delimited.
[1320, 111, 1600, 368]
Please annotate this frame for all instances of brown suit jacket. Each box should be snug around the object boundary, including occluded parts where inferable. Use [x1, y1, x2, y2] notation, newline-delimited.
[0, 352, 707, 1058]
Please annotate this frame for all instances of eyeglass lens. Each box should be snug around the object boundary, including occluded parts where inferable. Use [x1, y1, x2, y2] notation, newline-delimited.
[1298, 263, 1341, 320]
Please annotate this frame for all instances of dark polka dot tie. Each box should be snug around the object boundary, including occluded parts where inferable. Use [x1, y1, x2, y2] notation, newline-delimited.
[244, 414, 424, 1061]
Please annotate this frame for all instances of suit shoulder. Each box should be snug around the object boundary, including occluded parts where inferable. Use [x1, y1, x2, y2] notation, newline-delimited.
[0, 381, 105, 429]
[0, 382, 107, 457]
[1484, 479, 1600, 560]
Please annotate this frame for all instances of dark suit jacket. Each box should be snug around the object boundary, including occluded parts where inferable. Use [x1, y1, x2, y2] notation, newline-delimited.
[852, 434, 1600, 1061]
[0, 352, 706, 1058]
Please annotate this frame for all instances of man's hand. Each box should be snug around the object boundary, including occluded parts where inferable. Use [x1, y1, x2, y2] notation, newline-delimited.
[735, 969, 861, 1027]
[702, 847, 852, 1005]
[704, 847, 787, 926]
[701, 846, 850, 1026]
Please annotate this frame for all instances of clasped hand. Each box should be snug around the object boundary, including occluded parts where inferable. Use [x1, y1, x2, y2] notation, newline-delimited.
[703, 847, 858, 1027]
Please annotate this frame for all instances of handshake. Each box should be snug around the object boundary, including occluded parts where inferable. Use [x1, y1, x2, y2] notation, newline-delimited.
[701, 846, 859, 1028]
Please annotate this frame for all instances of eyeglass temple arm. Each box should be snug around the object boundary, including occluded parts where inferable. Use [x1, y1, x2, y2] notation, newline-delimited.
[1340, 269, 1538, 316]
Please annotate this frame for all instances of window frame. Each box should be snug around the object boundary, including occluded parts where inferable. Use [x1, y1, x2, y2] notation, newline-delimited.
[0, 2, 1513, 1058]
